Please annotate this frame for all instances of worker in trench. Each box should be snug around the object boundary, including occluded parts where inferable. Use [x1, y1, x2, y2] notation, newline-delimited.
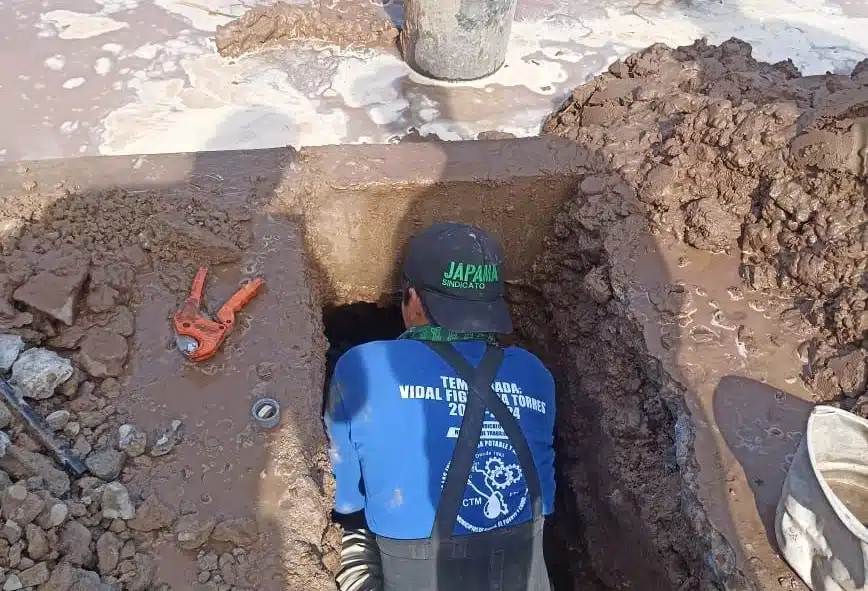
[325, 222, 556, 591]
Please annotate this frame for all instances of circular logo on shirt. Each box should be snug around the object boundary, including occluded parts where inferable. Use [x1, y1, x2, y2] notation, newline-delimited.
[440, 445, 528, 533]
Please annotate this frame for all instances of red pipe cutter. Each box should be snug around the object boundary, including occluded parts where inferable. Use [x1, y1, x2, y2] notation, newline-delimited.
[173, 267, 265, 362]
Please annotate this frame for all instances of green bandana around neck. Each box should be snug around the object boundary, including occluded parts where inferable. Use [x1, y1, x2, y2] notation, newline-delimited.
[398, 325, 497, 344]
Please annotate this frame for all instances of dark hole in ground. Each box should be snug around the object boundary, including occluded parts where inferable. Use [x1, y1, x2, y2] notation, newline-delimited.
[320, 301, 608, 590]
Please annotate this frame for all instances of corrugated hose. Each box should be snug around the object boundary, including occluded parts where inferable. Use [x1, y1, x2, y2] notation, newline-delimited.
[336, 528, 383, 591]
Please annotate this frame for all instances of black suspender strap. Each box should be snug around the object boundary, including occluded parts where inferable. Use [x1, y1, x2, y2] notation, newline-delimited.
[424, 342, 544, 545]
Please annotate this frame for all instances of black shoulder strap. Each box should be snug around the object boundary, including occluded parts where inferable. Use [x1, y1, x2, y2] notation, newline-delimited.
[425, 342, 543, 543]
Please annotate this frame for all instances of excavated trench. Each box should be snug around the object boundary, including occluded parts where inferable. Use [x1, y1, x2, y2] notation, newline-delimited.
[1, 36, 867, 591]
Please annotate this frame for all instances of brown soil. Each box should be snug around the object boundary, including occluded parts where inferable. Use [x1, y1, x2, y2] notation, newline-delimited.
[515, 37, 868, 590]
[1, 35, 867, 591]
[215, 0, 399, 58]
[0, 182, 339, 590]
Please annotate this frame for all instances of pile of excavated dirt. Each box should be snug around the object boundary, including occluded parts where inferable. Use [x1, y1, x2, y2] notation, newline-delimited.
[0, 184, 339, 590]
[543, 38, 868, 410]
[215, 0, 398, 58]
[515, 37, 867, 590]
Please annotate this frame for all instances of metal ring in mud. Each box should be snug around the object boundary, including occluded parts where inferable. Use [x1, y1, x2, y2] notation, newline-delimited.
[251, 398, 280, 429]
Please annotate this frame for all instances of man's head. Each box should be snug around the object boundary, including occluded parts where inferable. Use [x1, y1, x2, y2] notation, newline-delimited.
[401, 222, 512, 333]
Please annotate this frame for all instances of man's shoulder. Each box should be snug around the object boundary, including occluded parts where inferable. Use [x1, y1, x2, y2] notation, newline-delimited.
[502, 345, 552, 376]
[334, 339, 423, 369]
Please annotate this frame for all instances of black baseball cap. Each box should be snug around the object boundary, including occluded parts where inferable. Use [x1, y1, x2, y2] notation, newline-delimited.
[403, 222, 512, 333]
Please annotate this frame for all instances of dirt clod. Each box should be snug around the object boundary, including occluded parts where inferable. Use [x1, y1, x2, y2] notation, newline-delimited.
[78, 330, 128, 379]
[128, 495, 175, 532]
[215, 0, 398, 58]
[12, 265, 88, 326]
[211, 517, 258, 547]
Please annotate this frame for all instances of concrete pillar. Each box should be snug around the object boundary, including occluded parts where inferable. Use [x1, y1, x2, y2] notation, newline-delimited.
[399, 0, 518, 81]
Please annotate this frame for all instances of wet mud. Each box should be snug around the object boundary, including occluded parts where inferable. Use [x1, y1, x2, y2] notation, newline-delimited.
[215, 0, 400, 58]
[0, 36, 866, 591]
[0, 180, 339, 590]
[520, 38, 868, 590]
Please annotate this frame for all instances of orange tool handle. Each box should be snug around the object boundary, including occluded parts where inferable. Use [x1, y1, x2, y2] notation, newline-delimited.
[216, 278, 265, 326]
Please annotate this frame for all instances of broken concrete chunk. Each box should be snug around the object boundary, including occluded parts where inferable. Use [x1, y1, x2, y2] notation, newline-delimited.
[211, 517, 258, 547]
[117, 425, 146, 458]
[79, 330, 128, 378]
[11, 348, 73, 399]
[12, 265, 89, 326]
[147, 213, 241, 265]
[128, 495, 175, 531]
[101, 482, 135, 520]
[0, 334, 24, 372]
[149, 420, 182, 457]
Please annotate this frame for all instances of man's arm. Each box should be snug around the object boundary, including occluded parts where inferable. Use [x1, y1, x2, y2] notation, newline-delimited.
[324, 355, 365, 514]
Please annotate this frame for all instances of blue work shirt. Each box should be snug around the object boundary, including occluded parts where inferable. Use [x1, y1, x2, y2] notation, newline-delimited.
[324, 338, 556, 540]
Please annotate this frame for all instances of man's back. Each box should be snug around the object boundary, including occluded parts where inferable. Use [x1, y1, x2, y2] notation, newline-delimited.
[326, 338, 556, 540]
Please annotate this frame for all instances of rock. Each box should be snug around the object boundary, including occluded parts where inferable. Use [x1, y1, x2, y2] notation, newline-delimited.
[127, 495, 175, 531]
[39, 560, 76, 591]
[0, 447, 69, 497]
[3, 519, 21, 543]
[0, 335, 24, 372]
[117, 426, 145, 458]
[175, 514, 216, 550]
[0, 218, 25, 255]
[47, 326, 87, 350]
[78, 330, 127, 379]
[197, 553, 218, 571]
[211, 517, 258, 547]
[35, 499, 68, 529]
[19, 561, 50, 586]
[101, 482, 135, 520]
[11, 349, 73, 400]
[0, 432, 10, 457]
[77, 411, 107, 429]
[125, 553, 154, 591]
[69, 568, 115, 591]
[0, 403, 10, 430]
[96, 531, 121, 574]
[3, 574, 22, 590]
[828, 349, 867, 398]
[60, 521, 93, 565]
[12, 265, 89, 326]
[95, 379, 120, 400]
[98, 308, 134, 338]
[1, 486, 45, 525]
[85, 286, 119, 315]
[73, 437, 92, 458]
[149, 420, 182, 457]
[25, 523, 49, 560]
[46, 410, 71, 431]
[64, 422, 81, 438]
[85, 449, 125, 481]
